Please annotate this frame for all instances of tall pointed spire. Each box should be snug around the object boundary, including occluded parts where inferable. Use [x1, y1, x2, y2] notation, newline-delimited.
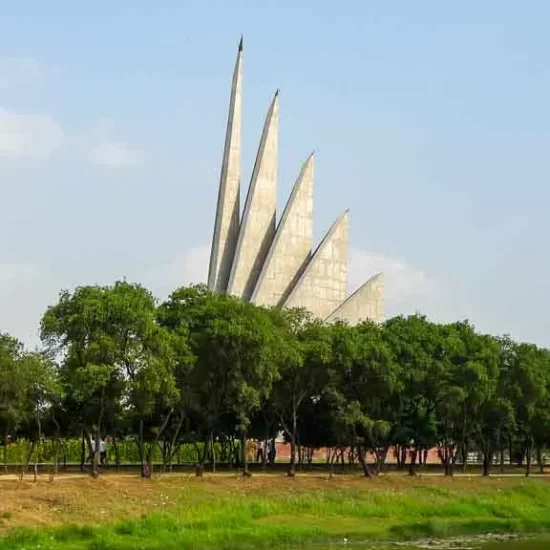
[283, 211, 349, 319]
[228, 91, 279, 301]
[251, 153, 314, 307]
[326, 273, 384, 323]
[204, 41, 384, 327]
[207, 38, 243, 292]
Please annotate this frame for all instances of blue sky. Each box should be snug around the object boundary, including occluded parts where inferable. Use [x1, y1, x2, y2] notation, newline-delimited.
[1, 1, 549, 347]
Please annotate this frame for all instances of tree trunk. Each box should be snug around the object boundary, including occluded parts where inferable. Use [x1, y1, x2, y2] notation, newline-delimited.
[517, 444, 524, 467]
[33, 414, 41, 482]
[138, 418, 148, 478]
[441, 442, 455, 477]
[112, 437, 120, 473]
[357, 445, 373, 478]
[195, 438, 208, 476]
[526, 442, 532, 477]
[374, 447, 389, 475]
[20, 440, 35, 480]
[241, 432, 251, 477]
[168, 413, 184, 473]
[409, 447, 418, 476]
[52, 419, 61, 478]
[461, 441, 468, 474]
[60, 440, 67, 469]
[210, 432, 216, 474]
[443, 444, 450, 477]
[288, 407, 297, 477]
[537, 447, 544, 474]
[82, 428, 98, 478]
[145, 409, 173, 478]
[3, 426, 8, 474]
[50, 439, 59, 481]
[145, 446, 153, 478]
[91, 396, 105, 479]
[161, 440, 168, 473]
[339, 448, 346, 472]
[329, 448, 338, 479]
[262, 431, 269, 471]
[482, 445, 491, 477]
[79, 430, 86, 473]
[228, 438, 235, 468]
[447, 458, 455, 477]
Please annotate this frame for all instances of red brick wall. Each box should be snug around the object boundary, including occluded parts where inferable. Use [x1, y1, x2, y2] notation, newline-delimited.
[257, 442, 441, 464]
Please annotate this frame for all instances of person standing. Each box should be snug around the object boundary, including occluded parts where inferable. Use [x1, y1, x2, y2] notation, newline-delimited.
[256, 440, 264, 463]
[99, 439, 107, 465]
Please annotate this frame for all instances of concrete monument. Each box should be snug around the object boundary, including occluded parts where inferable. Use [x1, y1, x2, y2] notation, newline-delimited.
[207, 39, 383, 324]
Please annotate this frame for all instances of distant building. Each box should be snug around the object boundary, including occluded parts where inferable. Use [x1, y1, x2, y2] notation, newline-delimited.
[208, 39, 383, 324]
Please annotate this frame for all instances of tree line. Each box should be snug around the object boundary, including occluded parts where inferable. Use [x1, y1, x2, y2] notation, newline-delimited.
[1, 281, 549, 479]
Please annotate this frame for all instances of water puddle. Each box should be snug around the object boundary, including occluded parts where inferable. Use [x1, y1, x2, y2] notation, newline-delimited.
[311, 534, 545, 549]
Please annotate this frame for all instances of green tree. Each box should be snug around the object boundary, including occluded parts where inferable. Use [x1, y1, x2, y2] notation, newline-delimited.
[159, 285, 282, 476]
[104, 281, 179, 477]
[271, 309, 332, 476]
[18, 352, 62, 478]
[383, 315, 444, 474]
[436, 323, 500, 476]
[0, 333, 26, 470]
[506, 342, 550, 476]
[41, 282, 176, 478]
[41, 285, 121, 477]
[328, 321, 398, 477]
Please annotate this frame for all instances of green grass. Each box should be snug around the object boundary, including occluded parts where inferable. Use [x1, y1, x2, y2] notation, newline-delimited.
[1, 476, 550, 549]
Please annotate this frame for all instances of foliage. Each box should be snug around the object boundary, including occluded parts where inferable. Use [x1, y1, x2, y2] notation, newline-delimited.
[0, 281, 549, 477]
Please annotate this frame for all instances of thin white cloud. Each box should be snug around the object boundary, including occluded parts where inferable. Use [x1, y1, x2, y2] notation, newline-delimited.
[0, 108, 143, 166]
[88, 119, 145, 168]
[0, 246, 478, 349]
[348, 247, 474, 322]
[0, 109, 64, 158]
[144, 244, 473, 323]
[90, 140, 144, 168]
[348, 248, 441, 302]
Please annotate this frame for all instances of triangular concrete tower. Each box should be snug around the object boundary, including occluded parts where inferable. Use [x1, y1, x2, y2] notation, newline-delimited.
[228, 91, 279, 301]
[205, 40, 384, 325]
[326, 273, 384, 323]
[251, 153, 315, 307]
[207, 37, 243, 292]
[283, 211, 349, 320]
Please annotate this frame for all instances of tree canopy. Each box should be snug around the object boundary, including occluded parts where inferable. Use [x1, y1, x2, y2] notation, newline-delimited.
[1, 281, 549, 478]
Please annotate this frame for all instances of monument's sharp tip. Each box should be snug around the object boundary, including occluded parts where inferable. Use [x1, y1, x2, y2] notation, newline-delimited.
[338, 208, 350, 220]
[238, 35, 243, 52]
[275, 88, 280, 97]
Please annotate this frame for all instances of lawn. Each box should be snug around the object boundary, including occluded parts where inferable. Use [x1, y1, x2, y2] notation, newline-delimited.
[0, 473, 549, 549]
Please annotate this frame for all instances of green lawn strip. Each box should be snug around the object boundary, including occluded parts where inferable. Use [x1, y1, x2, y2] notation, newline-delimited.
[2, 480, 550, 550]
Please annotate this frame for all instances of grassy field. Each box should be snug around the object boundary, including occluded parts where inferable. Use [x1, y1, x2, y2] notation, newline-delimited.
[0, 473, 549, 549]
